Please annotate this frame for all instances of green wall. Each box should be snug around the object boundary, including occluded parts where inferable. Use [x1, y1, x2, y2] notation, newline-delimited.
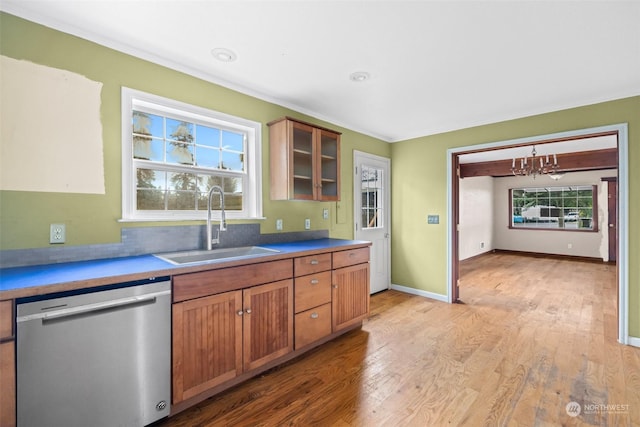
[2, 13, 638, 337]
[391, 95, 640, 336]
[0, 13, 390, 250]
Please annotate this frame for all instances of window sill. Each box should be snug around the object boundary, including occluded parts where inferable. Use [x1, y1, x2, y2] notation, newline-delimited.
[118, 216, 267, 223]
[508, 225, 598, 232]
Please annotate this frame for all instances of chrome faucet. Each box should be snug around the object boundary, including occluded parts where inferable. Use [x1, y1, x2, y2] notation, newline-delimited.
[207, 185, 227, 250]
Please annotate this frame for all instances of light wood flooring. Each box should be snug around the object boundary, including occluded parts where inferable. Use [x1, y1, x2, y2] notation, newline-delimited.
[161, 252, 640, 426]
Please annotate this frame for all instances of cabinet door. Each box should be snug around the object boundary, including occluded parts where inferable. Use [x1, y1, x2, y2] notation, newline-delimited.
[269, 117, 341, 201]
[243, 279, 294, 372]
[0, 300, 15, 427]
[172, 291, 243, 404]
[332, 263, 370, 332]
[0, 341, 15, 427]
[316, 128, 340, 201]
[290, 121, 316, 200]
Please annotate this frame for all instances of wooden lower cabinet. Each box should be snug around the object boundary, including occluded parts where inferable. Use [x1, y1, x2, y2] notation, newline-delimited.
[172, 280, 293, 405]
[332, 262, 370, 332]
[171, 246, 370, 413]
[242, 280, 293, 372]
[172, 291, 243, 403]
[0, 299, 15, 427]
[0, 341, 16, 427]
[295, 303, 332, 349]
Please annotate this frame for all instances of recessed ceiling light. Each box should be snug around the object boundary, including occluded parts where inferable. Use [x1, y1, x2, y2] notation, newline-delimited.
[349, 71, 370, 82]
[211, 48, 237, 62]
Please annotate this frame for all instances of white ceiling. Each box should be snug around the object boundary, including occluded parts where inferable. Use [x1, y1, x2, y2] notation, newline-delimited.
[2, 1, 640, 142]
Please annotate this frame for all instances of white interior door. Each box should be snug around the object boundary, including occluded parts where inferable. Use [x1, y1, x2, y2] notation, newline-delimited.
[354, 151, 391, 294]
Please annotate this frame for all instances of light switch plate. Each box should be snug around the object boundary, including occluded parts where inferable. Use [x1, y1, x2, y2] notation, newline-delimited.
[304, 218, 311, 230]
[323, 208, 329, 220]
[276, 219, 283, 231]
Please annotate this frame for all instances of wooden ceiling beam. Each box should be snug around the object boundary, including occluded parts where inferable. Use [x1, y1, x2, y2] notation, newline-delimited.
[459, 148, 618, 178]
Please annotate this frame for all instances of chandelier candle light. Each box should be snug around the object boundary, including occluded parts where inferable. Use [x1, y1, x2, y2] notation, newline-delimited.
[511, 145, 562, 180]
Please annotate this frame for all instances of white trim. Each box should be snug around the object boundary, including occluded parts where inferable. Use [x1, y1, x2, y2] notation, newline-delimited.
[628, 336, 640, 348]
[121, 87, 262, 221]
[447, 123, 629, 344]
[391, 284, 448, 303]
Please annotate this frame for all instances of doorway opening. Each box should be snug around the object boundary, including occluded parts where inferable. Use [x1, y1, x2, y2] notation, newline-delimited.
[447, 123, 629, 344]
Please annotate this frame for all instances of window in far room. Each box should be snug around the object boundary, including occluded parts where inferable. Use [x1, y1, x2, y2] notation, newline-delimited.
[510, 185, 597, 231]
[121, 88, 262, 221]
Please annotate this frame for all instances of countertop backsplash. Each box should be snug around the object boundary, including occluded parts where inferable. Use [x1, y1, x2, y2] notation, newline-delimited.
[0, 224, 329, 269]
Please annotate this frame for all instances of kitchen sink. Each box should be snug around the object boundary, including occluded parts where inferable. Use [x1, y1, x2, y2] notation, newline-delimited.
[154, 246, 280, 265]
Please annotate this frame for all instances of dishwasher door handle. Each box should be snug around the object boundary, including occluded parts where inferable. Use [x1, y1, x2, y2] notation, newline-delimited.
[17, 290, 171, 323]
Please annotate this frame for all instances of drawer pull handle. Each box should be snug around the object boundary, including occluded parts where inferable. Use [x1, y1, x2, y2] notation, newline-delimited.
[245, 308, 252, 314]
[349, 252, 355, 257]
[237, 310, 244, 316]
[310, 260, 319, 265]
[310, 312, 319, 319]
[310, 279, 319, 285]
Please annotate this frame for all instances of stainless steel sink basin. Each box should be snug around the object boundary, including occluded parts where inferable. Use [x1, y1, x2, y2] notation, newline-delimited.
[154, 246, 279, 265]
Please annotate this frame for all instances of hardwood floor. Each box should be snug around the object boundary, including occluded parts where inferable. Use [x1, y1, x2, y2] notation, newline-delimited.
[160, 252, 640, 426]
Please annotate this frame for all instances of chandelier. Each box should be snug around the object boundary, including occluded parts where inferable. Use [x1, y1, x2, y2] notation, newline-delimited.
[511, 145, 562, 180]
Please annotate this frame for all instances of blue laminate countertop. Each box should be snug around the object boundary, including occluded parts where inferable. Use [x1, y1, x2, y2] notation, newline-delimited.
[0, 255, 174, 293]
[0, 238, 370, 299]
[259, 238, 370, 253]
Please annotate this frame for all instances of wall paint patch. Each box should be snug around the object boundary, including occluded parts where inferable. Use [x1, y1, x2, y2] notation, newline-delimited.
[0, 55, 105, 194]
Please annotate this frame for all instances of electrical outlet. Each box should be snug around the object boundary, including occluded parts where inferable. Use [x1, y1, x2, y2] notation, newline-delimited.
[50, 224, 66, 244]
[305, 218, 311, 230]
[276, 219, 283, 231]
[480, 242, 485, 249]
[323, 208, 329, 220]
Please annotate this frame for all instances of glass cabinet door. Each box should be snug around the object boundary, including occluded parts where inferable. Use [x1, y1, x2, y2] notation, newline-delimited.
[290, 122, 314, 200]
[317, 129, 340, 201]
[268, 117, 341, 201]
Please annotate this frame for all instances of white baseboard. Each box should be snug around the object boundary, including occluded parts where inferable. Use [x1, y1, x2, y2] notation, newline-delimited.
[390, 283, 448, 303]
[627, 336, 640, 348]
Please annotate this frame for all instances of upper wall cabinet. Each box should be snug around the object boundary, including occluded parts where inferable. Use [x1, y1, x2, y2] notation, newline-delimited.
[268, 117, 341, 201]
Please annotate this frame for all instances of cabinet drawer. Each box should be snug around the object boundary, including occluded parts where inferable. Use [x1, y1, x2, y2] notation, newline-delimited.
[294, 253, 331, 276]
[332, 247, 370, 269]
[173, 259, 293, 302]
[294, 303, 332, 349]
[294, 271, 331, 313]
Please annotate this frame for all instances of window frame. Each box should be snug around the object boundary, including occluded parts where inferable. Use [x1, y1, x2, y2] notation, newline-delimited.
[508, 184, 598, 232]
[121, 87, 262, 221]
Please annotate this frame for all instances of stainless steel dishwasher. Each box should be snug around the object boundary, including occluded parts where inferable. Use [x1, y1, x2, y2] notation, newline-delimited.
[16, 277, 172, 427]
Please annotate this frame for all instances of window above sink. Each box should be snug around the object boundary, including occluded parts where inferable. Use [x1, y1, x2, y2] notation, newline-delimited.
[120, 88, 263, 222]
